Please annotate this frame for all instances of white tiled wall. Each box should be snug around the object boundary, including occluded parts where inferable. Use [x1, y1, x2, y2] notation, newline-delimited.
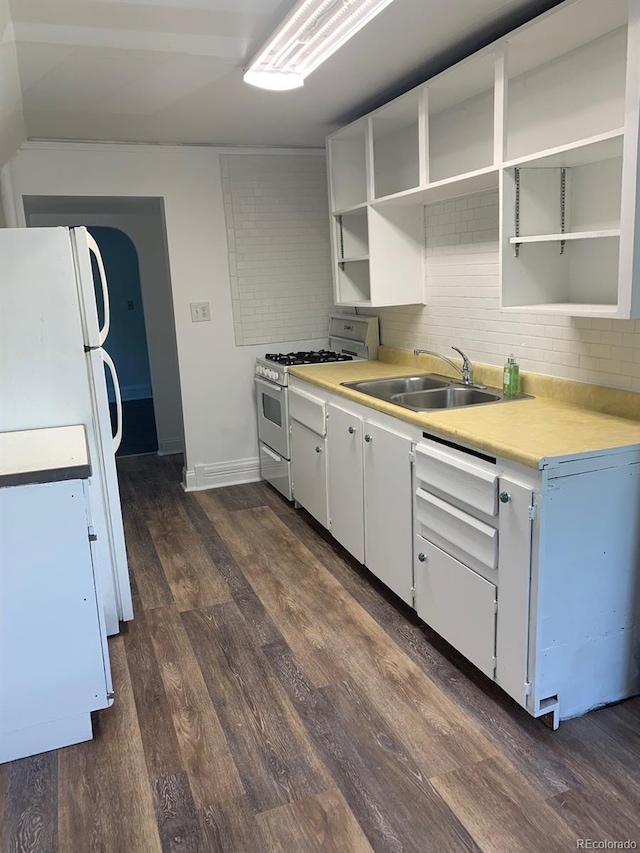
[367, 191, 640, 392]
[221, 153, 334, 346]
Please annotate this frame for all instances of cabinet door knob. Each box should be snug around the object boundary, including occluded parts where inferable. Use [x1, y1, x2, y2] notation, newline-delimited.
[418, 552, 426, 562]
[364, 434, 372, 442]
[348, 426, 355, 434]
[499, 491, 510, 504]
[315, 445, 322, 453]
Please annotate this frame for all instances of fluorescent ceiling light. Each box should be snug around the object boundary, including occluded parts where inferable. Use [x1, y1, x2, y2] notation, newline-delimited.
[244, 0, 395, 91]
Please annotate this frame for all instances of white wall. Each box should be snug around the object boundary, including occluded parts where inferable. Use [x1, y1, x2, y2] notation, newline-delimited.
[27, 204, 185, 455]
[366, 190, 640, 392]
[2, 142, 329, 486]
[0, 0, 24, 172]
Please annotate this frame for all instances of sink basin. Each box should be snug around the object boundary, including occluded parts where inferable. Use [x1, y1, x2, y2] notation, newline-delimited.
[341, 371, 529, 412]
[391, 387, 503, 411]
[342, 374, 450, 399]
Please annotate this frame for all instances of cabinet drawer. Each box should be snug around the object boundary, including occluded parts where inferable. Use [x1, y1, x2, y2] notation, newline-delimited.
[290, 387, 327, 435]
[415, 487, 498, 571]
[415, 536, 497, 679]
[415, 439, 498, 516]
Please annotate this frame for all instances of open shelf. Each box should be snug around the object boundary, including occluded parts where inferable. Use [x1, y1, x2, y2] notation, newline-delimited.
[328, 119, 368, 212]
[332, 201, 369, 216]
[502, 237, 620, 316]
[372, 89, 422, 199]
[338, 255, 369, 263]
[505, 143, 623, 239]
[510, 229, 620, 244]
[372, 166, 499, 209]
[506, 4, 628, 161]
[334, 208, 368, 261]
[501, 303, 620, 316]
[503, 129, 624, 170]
[428, 51, 496, 183]
[335, 259, 371, 306]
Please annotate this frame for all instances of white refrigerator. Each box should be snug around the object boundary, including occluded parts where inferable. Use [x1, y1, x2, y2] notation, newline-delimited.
[0, 227, 133, 635]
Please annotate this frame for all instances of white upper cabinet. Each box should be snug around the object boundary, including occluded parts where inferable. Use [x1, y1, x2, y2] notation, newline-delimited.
[326, 0, 640, 317]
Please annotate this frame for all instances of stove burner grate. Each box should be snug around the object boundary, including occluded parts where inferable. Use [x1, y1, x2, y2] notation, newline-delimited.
[265, 349, 354, 366]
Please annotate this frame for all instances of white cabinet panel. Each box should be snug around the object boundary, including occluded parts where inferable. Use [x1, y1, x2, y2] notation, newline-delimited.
[415, 536, 497, 678]
[496, 478, 533, 707]
[0, 480, 110, 748]
[327, 404, 364, 563]
[364, 422, 413, 605]
[291, 420, 328, 528]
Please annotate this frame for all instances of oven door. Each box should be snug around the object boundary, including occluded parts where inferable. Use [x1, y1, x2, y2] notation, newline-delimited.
[255, 376, 290, 460]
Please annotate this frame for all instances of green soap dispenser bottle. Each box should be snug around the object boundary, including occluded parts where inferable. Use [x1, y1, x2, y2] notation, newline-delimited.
[503, 354, 520, 397]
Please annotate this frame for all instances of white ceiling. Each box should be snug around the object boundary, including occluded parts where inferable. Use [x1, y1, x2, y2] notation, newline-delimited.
[7, 0, 561, 147]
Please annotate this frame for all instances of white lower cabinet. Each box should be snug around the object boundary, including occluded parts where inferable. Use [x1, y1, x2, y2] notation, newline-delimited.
[363, 421, 413, 605]
[0, 479, 112, 763]
[302, 389, 414, 606]
[414, 536, 497, 679]
[290, 378, 640, 726]
[414, 437, 640, 727]
[290, 420, 328, 528]
[326, 403, 413, 603]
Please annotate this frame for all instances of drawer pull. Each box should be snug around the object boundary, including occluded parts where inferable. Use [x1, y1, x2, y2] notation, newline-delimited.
[315, 446, 322, 453]
[348, 426, 355, 434]
[418, 552, 426, 562]
[499, 491, 510, 504]
[365, 434, 372, 443]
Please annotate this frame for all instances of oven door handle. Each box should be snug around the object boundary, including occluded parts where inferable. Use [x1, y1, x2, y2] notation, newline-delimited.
[255, 376, 283, 393]
[261, 444, 283, 463]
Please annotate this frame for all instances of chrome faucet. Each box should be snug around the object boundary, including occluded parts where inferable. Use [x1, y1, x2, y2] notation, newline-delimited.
[413, 346, 476, 386]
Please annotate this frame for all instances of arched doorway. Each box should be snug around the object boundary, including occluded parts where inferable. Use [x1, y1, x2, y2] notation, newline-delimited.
[89, 226, 158, 456]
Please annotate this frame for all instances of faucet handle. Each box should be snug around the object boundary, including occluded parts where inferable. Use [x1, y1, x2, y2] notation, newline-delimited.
[451, 346, 470, 366]
[451, 347, 473, 384]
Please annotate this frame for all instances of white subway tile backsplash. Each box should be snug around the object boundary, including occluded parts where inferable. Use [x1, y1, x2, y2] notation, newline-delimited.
[362, 190, 640, 391]
[222, 153, 333, 346]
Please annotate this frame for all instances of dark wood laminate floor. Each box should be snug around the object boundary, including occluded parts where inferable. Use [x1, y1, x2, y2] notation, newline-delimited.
[2, 454, 639, 853]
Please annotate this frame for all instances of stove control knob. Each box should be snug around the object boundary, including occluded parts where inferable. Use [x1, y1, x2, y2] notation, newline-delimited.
[271, 370, 278, 380]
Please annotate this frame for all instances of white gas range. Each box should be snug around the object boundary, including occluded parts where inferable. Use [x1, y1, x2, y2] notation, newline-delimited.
[255, 315, 379, 500]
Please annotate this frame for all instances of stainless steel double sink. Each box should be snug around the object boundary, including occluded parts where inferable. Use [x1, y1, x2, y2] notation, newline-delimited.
[341, 373, 529, 412]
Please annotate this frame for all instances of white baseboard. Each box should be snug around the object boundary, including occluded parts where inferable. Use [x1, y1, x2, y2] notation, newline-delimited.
[157, 437, 184, 456]
[182, 456, 261, 491]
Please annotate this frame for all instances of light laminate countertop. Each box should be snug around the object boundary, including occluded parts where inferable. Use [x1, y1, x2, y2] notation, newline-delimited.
[0, 425, 91, 487]
[288, 360, 640, 469]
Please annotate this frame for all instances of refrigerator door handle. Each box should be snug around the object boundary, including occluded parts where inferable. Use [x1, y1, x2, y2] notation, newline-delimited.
[87, 233, 110, 346]
[101, 349, 123, 452]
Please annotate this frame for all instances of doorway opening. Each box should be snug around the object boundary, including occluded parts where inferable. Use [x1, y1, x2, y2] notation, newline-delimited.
[89, 226, 157, 455]
[23, 196, 184, 459]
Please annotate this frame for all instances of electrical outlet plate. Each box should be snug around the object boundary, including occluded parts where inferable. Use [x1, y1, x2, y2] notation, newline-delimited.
[190, 302, 211, 322]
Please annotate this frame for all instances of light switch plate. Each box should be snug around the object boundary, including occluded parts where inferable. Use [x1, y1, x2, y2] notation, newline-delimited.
[190, 302, 211, 322]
